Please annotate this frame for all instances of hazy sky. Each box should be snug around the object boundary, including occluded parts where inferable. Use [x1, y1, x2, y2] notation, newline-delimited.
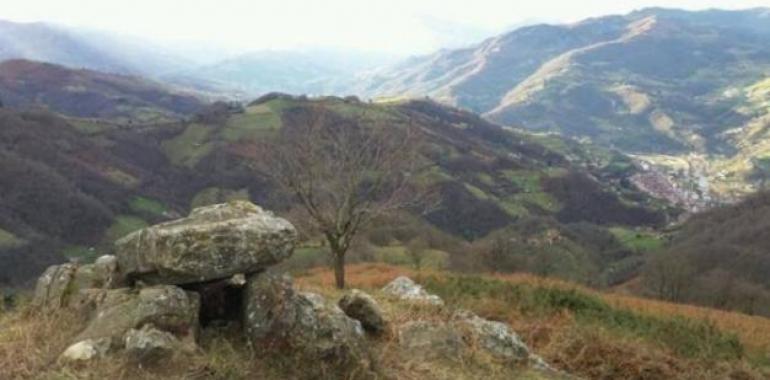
[1, 0, 768, 54]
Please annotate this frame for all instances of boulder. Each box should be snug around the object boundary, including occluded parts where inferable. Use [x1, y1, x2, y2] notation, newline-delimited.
[243, 273, 368, 370]
[339, 289, 387, 335]
[115, 201, 297, 285]
[33, 256, 123, 310]
[453, 310, 558, 372]
[75, 285, 200, 348]
[124, 324, 189, 364]
[382, 276, 443, 305]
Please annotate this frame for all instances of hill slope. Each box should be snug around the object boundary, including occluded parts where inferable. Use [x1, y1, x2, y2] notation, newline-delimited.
[2, 264, 768, 379]
[0, 60, 204, 122]
[642, 191, 770, 316]
[0, 92, 674, 288]
[359, 8, 770, 201]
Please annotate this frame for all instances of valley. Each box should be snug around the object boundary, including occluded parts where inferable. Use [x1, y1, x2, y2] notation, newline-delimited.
[1, 4, 770, 379]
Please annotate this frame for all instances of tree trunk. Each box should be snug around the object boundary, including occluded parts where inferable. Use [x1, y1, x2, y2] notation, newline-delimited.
[333, 250, 346, 289]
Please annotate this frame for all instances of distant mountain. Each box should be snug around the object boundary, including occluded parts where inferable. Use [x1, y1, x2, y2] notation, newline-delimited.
[0, 20, 131, 73]
[357, 7, 770, 201]
[0, 20, 201, 77]
[359, 7, 770, 151]
[0, 59, 204, 122]
[173, 50, 398, 98]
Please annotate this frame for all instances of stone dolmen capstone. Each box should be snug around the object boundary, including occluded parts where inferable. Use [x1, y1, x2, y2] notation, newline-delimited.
[115, 201, 297, 285]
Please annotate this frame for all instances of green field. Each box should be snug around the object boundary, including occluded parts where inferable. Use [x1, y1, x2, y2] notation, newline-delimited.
[62, 245, 100, 262]
[129, 196, 168, 217]
[0, 228, 22, 248]
[105, 215, 149, 242]
[190, 187, 250, 210]
[609, 227, 664, 253]
[222, 104, 282, 142]
[161, 124, 215, 168]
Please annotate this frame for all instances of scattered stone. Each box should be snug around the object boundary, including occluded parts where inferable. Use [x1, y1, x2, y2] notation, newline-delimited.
[382, 276, 443, 305]
[76, 285, 200, 347]
[60, 338, 112, 362]
[339, 289, 387, 335]
[398, 321, 464, 360]
[115, 201, 297, 285]
[124, 324, 188, 364]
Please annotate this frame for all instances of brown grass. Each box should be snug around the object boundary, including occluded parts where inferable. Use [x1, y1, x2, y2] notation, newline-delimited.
[297, 264, 770, 379]
[297, 263, 770, 352]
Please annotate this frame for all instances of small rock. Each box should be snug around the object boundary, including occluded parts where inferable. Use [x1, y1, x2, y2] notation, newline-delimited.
[60, 338, 112, 362]
[382, 276, 443, 305]
[339, 289, 387, 335]
[453, 310, 529, 362]
[115, 201, 298, 285]
[124, 324, 184, 364]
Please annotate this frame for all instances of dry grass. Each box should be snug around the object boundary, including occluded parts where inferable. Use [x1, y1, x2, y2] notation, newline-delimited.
[4, 264, 768, 379]
[0, 307, 87, 379]
[1, 264, 553, 380]
[297, 264, 770, 379]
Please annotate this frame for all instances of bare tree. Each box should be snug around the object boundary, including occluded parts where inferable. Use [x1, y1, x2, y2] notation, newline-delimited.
[252, 106, 431, 288]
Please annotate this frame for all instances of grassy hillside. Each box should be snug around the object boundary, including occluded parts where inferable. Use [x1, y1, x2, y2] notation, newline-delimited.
[0, 59, 204, 123]
[175, 95, 673, 288]
[0, 94, 675, 290]
[293, 264, 770, 379]
[641, 191, 770, 316]
[0, 107, 199, 286]
[2, 263, 768, 379]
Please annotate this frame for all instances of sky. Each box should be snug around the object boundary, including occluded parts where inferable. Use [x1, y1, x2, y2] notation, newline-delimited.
[1, 0, 768, 55]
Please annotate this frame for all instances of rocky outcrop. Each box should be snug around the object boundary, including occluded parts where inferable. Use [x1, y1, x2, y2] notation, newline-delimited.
[382, 276, 443, 305]
[339, 289, 387, 335]
[115, 201, 297, 285]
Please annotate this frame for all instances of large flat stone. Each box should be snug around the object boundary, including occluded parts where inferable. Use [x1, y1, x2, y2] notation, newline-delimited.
[115, 201, 297, 285]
